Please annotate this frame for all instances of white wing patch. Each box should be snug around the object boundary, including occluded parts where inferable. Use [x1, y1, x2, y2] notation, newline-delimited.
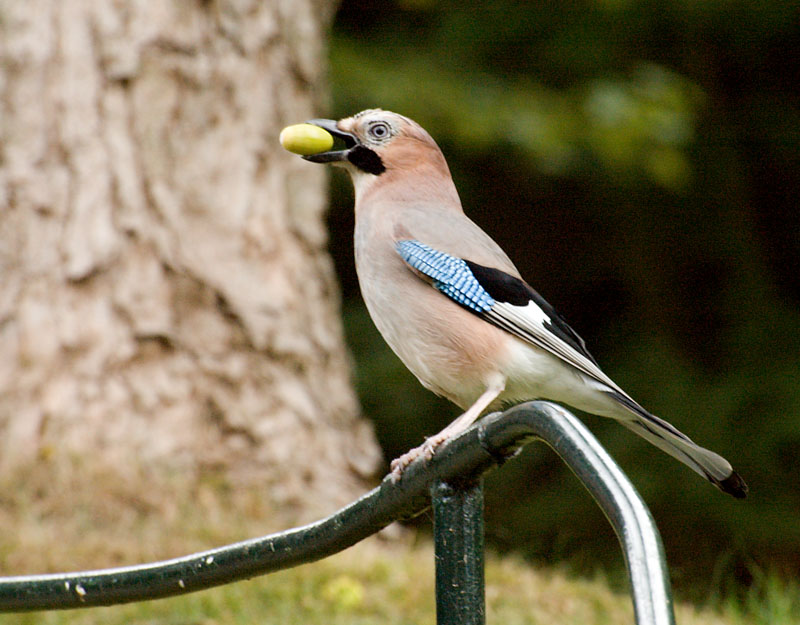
[507, 299, 551, 326]
[487, 300, 626, 396]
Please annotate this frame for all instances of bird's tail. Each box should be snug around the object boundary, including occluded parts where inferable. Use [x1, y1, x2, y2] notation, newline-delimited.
[610, 393, 748, 498]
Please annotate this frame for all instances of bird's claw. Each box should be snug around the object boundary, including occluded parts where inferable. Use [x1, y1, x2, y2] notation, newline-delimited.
[389, 435, 447, 482]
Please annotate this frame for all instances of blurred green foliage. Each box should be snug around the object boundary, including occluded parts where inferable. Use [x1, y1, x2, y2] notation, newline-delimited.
[324, 0, 800, 599]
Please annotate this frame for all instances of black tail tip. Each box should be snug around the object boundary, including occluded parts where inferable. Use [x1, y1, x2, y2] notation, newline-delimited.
[718, 471, 748, 499]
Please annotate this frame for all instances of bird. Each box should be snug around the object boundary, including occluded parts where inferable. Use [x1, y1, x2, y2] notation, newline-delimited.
[297, 108, 747, 498]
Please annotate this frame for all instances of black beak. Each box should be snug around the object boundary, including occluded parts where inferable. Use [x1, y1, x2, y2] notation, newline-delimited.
[302, 119, 359, 163]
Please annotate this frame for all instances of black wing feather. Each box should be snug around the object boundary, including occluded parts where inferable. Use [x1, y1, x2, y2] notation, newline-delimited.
[464, 260, 598, 366]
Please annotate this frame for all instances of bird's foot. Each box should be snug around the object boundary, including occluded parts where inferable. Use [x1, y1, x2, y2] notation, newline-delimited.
[389, 434, 449, 482]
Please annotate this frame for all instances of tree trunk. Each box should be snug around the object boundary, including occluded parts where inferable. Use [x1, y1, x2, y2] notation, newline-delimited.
[0, 0, 379, 520]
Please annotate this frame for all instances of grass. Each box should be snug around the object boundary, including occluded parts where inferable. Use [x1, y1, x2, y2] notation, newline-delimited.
[1, 461, 799, 624]
[6, 541, 799, 625]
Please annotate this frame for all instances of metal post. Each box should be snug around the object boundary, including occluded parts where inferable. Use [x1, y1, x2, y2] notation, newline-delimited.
[480, 403, 676, 625]
[432, 479, 485, 625]
[0, 400, 676, 625]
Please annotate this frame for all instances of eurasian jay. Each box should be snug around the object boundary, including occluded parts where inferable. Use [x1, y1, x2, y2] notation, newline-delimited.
[298, 109, 747, 498]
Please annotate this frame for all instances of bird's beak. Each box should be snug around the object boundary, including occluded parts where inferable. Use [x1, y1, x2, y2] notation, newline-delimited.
[302, 119, 359, 163]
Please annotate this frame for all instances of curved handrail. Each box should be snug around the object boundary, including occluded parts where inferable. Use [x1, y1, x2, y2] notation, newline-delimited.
[0, 401, 675, 624]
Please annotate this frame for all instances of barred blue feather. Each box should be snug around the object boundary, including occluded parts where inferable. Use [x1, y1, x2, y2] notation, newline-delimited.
[396, 240, 495, 313]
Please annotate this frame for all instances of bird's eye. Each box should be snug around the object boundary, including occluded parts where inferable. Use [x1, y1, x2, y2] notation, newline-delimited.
[368, 122, 390, 140]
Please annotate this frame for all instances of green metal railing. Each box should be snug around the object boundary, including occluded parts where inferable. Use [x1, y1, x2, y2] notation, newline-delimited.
[0, 401, 675, 624]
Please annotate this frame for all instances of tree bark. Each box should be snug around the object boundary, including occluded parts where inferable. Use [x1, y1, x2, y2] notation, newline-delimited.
[0, 0, 379, 517]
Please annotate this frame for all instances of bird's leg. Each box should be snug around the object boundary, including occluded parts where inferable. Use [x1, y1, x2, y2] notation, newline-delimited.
[389, 379, 505, 481]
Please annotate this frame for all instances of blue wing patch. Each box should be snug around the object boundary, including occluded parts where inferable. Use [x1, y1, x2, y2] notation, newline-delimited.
[396, 240, 495, 313]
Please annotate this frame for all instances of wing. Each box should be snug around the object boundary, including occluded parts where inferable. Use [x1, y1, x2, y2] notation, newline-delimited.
[395, 239, 750, 498]
[396, 239, 624, 394]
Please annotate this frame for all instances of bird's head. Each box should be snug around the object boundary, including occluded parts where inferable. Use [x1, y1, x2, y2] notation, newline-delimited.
[302, 109, 455, 199]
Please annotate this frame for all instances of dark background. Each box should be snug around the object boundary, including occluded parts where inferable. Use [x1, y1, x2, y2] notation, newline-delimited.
[322, 0, 800, 601]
